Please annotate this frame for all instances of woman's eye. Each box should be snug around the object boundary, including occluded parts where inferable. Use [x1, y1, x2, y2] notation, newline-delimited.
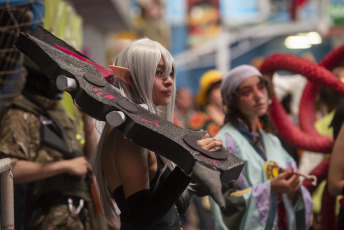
[239, 89, 252, 97]
[257, 83, 266, 91]
[169, 72, 174, 79]
[238, 87, 252, 96]
[156, 70, 163, 76]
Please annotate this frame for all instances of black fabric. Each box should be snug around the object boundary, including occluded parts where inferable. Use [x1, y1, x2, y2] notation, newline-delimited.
[331, 105, 344, 230]
[33, 191, 87, 213]
[330, 103, 344, 140]
[338, 208, 344, 230]
[40, 124, 74, 157]
[175, 189, 193, 216]
[23, 56, 62, 99]
[192, 196, 215, 230]
[111, 158, 190, 230]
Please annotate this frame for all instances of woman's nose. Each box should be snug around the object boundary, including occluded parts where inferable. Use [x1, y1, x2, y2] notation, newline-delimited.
[253, 87, 263, 98]
[164, 75, 174, 86]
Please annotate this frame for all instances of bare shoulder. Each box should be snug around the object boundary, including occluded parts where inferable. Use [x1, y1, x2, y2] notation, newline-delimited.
[103, 126, 145, 159]
[101, 126, 150, 196]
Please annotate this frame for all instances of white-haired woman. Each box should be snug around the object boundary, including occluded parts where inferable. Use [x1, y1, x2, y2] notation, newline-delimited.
[210, 65, 312, 230]
[92, 38, 222, 230]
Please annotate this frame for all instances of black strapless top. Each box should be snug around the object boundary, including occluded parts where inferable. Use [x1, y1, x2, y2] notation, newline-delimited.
[111, 156, 184, 230]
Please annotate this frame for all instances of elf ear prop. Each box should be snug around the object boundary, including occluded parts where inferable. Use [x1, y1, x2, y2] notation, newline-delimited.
[109, 65, 132, 86]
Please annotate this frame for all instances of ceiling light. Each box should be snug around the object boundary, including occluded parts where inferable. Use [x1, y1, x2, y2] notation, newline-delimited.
[285, 36, 311, 49]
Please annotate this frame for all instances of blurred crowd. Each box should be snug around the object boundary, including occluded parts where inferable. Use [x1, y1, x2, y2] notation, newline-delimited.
[2, 0, 344, 230]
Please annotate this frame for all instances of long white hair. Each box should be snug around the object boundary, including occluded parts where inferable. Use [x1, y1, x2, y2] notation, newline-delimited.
[92, 38, 176, 226]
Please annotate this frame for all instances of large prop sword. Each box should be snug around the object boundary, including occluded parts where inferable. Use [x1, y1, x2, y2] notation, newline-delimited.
[15, 26, 244, 208]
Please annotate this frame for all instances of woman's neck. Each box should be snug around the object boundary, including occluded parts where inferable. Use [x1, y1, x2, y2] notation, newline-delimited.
[249, 118, 259, 132]
[238, 116, 258, 132]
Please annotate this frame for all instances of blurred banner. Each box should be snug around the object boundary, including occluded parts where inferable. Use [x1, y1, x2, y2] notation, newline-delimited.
[44, 0, 83, 50]
[44, 0, 84, 122]
[187, 0, 220, 48]
[220, 0, 267, 27]
[328, 0, 344, 27]
[327, 0, 344, 47]
[166, 0, 186, 25]
[220, 0, 314, 28]
[178, 0, 318, 48]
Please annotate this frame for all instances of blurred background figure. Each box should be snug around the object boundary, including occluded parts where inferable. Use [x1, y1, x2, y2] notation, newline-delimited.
[298, 64, 344, 230]
[105, 33, 134, 66]
[187, 0, 220, 48]
[251, 56, 302, 165]
[186, 69, 224, 230]
[188, 69, 224, 137]
[0, 2, 111, 229]
[132, 0, 170, 48]
[174, 87, 195, 128]
[2, 0, 344, 229]
[211, 64, 312, 230]
[328, 102, 344, 230]
[0, 2, 42, 229]
[0, 58, 108, 230]
[278, 92, 300, 164]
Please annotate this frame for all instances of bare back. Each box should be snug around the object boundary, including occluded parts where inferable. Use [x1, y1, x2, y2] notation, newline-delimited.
[101, 126, 158, 198]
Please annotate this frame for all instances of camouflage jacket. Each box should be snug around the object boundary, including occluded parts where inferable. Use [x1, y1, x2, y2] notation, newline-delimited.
[0, 94, 107, 230]
[0, 93, 89, 195]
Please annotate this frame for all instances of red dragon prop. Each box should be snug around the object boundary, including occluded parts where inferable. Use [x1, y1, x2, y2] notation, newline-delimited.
[260, 45, 344, 229]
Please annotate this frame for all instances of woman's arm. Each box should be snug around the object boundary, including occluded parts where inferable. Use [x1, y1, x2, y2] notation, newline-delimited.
[328, 124, 344, 195]
[82, 113, 99, 159]
[13, 156, 91, 184]
[114, 128, 150, 198]
[0, 109, 92, 184]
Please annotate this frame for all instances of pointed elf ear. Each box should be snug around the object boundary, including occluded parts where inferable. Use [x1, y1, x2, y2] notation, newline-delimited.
[109, 65, 132, 85]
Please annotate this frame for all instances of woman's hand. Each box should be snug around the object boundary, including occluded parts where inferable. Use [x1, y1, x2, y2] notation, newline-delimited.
[270, 169, 301, 198]
[64, 156, 92, 179]
[197, 134, 223, 151]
